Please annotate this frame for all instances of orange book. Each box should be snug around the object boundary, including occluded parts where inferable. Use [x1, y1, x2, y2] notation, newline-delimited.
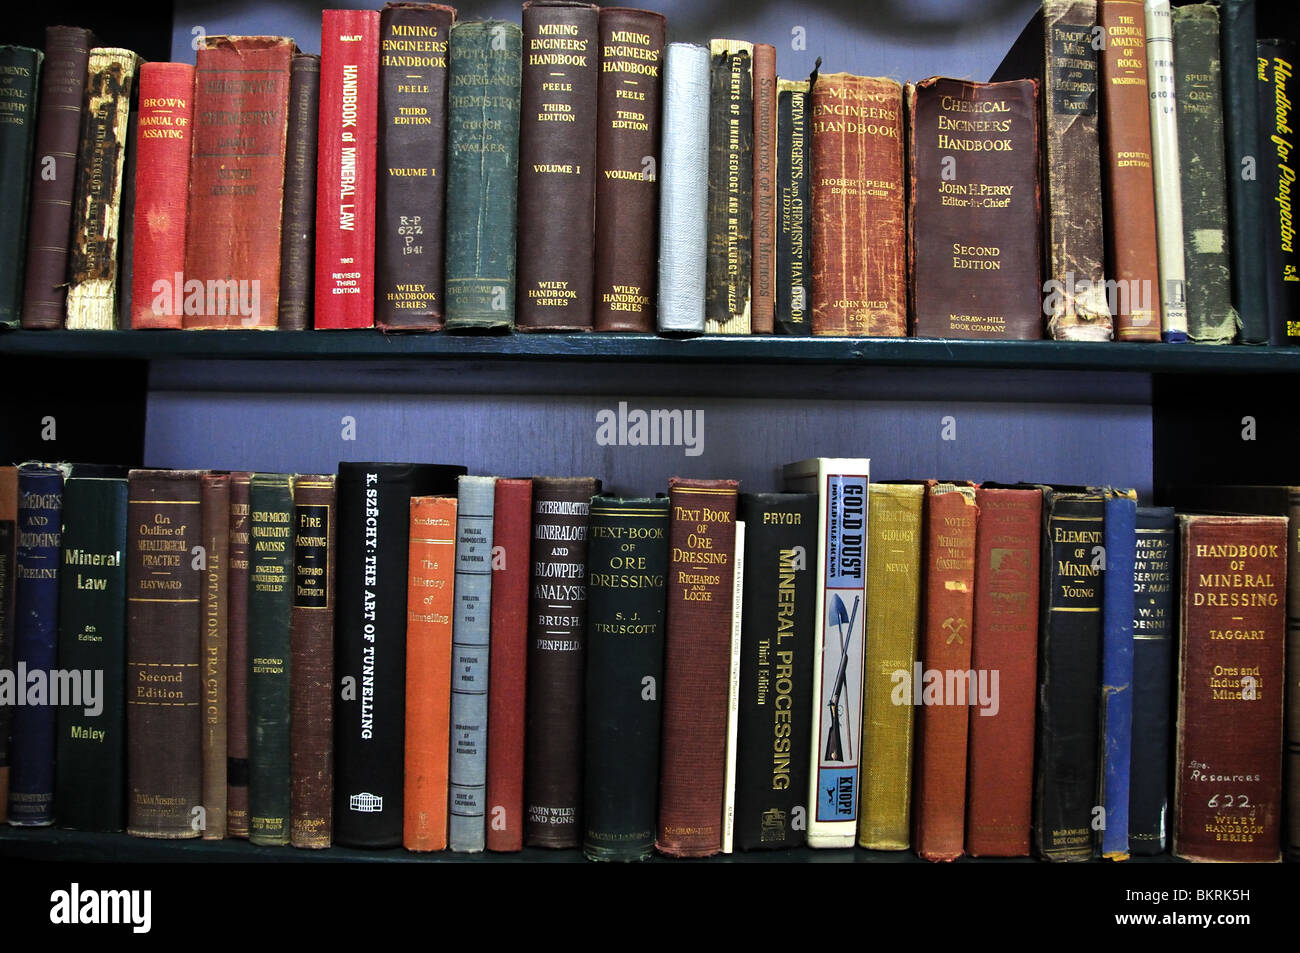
[403, 495, 457, 851]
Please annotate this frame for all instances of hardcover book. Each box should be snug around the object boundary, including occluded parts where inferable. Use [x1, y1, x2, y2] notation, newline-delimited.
[0, 468, 16, 820]
[0, 45, 42, 327]
[775, 78, 812, 336]
[226, 472, 252, 837]
[1099, 488, 1136, 860]
[722, 519, 745, 853]
[199, 472, 230, 839]
[1258, 38, 1300, 345]
[750, 43, 777, 334]
[705, 39, 754, 334]
[278, 53, 321, 332]
[1143, 0, 1188, 342]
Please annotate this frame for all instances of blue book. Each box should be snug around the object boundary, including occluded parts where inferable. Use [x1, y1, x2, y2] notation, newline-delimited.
[1100, 489, 1136, 860]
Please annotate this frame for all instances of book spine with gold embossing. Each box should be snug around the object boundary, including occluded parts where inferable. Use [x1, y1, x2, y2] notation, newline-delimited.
[751, 43, 777, 334]
[1258, 38, 1300, 345]
[776, 78, 812, 335]
[199, 472, 229, 839]
[225, 472, 252, 837]
[705, 40, 753, 334]
[0, 45, 42, 327]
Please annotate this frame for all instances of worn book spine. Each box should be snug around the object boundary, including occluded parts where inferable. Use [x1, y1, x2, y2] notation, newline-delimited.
[965, 486, 1042, 857]
[22, 26, 91, 329]
[734, 493, 815, 851]
[592, 8, 665, 332]
[657, 478, 738, 856]
[858, 483, 924, 850]
[125, 469, 202, 838]
[199, 472, 229, 839]
[290, 475, 335, 849]
[909, 76, 1042, 338]
[1099, 0, 1162, 339]
[705, 40, 754, 334]
[525, 476, 598, 847]
[1100, 489, 1136, 860]
[656, 42, 710, 334]
[722, 519, 745, 853]
[115, 94, 138, 328]
[225, 472, 252, 837]
[403, 494, 455, 852]
[1175, 515, 1286, 862]
[443, 20, 521, 331]
[486, 478, 531, 851]
[1171, 5, 1235, 344]
[515, 0, 600, 331]
[53, 476, 127, 832]
[583, 496, 670, 861]
[812, 74, 906, 336]
[750, 43, 777, 334]
[0, 46, 42, 327]
[376, 2, 454, 330]
[0, 469, 16, 820]
[776, 79, 812, 336]
[1258, 39, 1300, 346]
[185, 36, 293, 329]
[1144, 0, 1188, 342]
[316, 12, 380, 329]
[278, 54, 320, 332]
[1129, 505, 1175, 855]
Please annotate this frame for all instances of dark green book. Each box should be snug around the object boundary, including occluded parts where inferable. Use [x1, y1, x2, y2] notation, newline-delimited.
[0, 45, 43, 326]
[248, 473, 294, 846]
[775, 79, 811, 336]
[54, 475, 128, 832]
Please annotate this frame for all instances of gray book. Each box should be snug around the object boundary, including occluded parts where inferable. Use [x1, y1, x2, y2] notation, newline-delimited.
[657, 43, 710, 334]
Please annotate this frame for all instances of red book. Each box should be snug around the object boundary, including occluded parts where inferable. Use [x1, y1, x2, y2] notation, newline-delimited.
[130, 62, 194, 329]
[485, 478, 531, 852]
[315, 9, 380, 329]
[183, 37, 294, 329]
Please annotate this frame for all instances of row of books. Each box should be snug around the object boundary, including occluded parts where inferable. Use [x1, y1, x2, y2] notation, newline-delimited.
[0, 1, 1295, 343]
[2, 461, 1296, 862]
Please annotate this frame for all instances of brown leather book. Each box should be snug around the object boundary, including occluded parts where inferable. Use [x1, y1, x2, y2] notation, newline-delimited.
[225, 472, 252, 838]
[278, 53, 320, 332]
[750, 43, 777, 334]
[908, 76, 1043, 339]
[1099, 0, 1161, 339]
[200, 473, 230, 840]
[656, 477, 739, 857]
[810, 73, 905, 336]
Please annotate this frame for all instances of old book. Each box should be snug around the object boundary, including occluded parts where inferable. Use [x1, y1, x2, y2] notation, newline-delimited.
[129, 62, 195, 330]
[290, 475, 336, 849]
[583, 496, 670, 861]
[705, 39, 754, 334]
[0, 46, 42, 327]
[656, 42, 710, 334]
[1144, 0, 1188, 342]
[1175, 515, 1287, 862]
[524, 476, 598, 848]
[734, 493, 816, 851]
[1099, 0, 1162, 339]
[750, 43, 777, 334]
[515, 0, 600, 331]
[812, 73, 906, 336]
[858, 483, 924, 850]
[125, 469, 202, 839]
[783, 458, 869, 847]
[316, 12, 379, 329]
[248, 473, 294, 846]
[722, 519, 745, 854]
[403, 494, 455, 852]
[115, 94, 138, 328]
[965, 485, 1041, 857]
[225, 472, 252, 838]
[185, 36, 294, 329]
[776, 78, 812, 336]
[0, 468, 16, 821]
[376, 2, 455, 330]
[443, 20, 522, 331]
[278, 54, 321, 332]
[1172, 5, 1235, 344]
[657, 477, 738, 857]
[21, 26, 91, 329]
[592, 7, 665, 332]
[909, 76, 1043, 339]
[1259, 38, 1300, 346]
[199, 472, 230, 839]
[1099, 488, 1136, 860]
[485, 478, 531, 851]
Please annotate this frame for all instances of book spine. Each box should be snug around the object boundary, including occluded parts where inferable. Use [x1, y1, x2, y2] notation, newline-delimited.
[1172, 5, 1235, 344]
[116, 95, 138, 328]
[376, 2, 454, 330]
[278, 54, 321, 332]
[199, 472, 229, 839]
[1099, 0, 1163, 340]
[812, 74, 906, 336]
[315, 12, 380, 330]
[1144, 0, 1188, 342]
[705, 40, 754, 334]
[185, 37, 293, 329]
[722, 519, 745, 853]
[1258, 39, 1300, 346]
[582, 496, 670, 861]
[0, 469, 15, 820]
[1286, 489, 1300, 862]
[125, 469, 202, 838]
[443, 21, 522, 331]
[775, 79, 811, 336]
[657, 478, 738, 856]
[1100, 490, 1136, 860]
[656, 42, 710, 334]
[1175, 516, 1286, 862]
[524, 475, 598, 847]
[403, 494, 455, 852]
[21, 26, 91, 329]
[858, 483, 924, 850]
[516, 0, 600, 331]
[0, 46, 42, 327]
[290, 475, 335, 849]
[1129, 505, 1175, 855]
[248, 473, 294, 846]
[486, 478, 531, 851]
[750, 44, 777, 334]
[225, 472, 252, 837]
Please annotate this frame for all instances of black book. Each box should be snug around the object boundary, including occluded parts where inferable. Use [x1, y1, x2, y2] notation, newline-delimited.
[333, 461, 465, 848]
[775, 80, 812, 336]
[1258, 38, 1300, 346]
[734, 492, 816, 850]
[582, 496, 669, 861]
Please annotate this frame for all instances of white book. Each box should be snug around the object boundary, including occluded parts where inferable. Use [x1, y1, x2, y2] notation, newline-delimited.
[722, 519, 745, 854]
[1145, 0, 1189, 341]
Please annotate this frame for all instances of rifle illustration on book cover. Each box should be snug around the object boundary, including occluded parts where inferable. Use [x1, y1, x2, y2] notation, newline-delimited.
[824, 593, 859, 762]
